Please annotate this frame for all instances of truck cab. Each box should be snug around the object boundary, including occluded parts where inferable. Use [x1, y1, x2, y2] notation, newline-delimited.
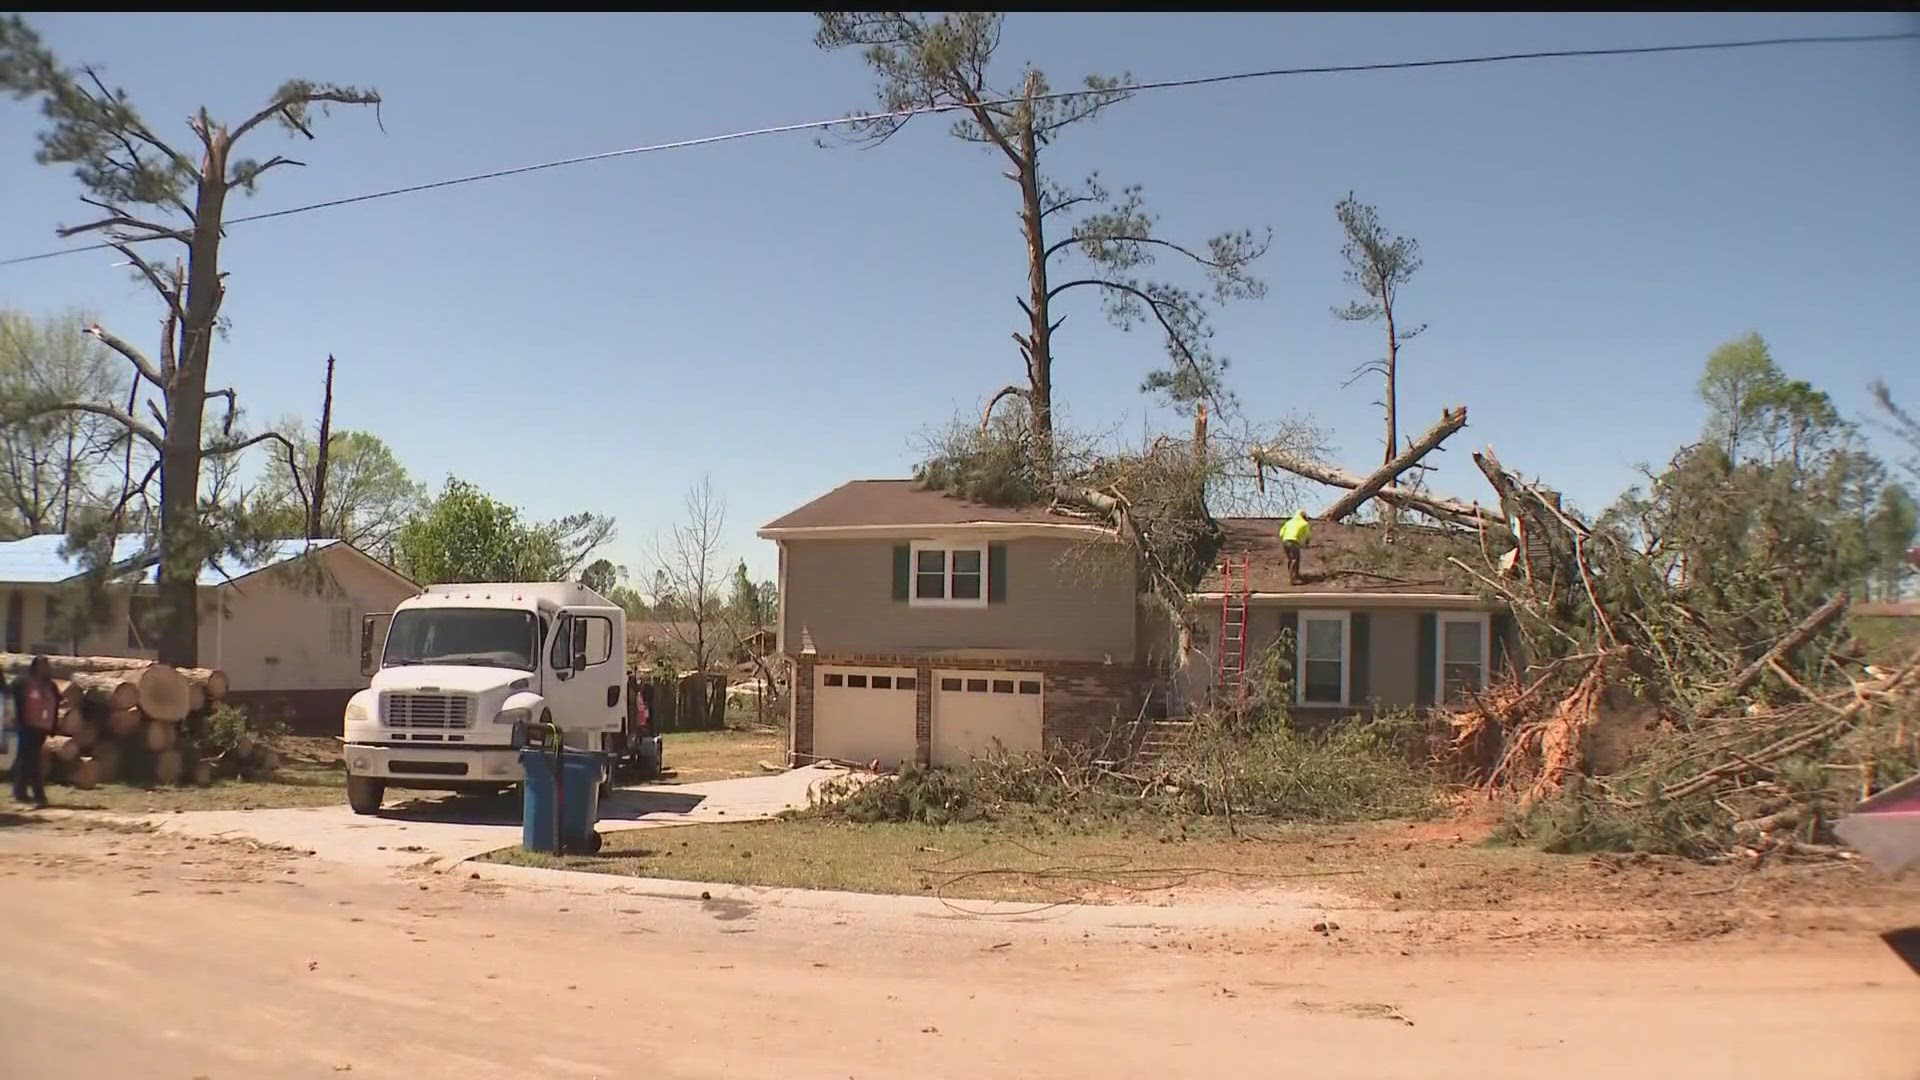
[340, 582, 645, 815]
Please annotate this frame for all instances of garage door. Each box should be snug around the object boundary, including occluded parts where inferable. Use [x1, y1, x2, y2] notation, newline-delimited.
[814, 666, 917, 767]
[931, 670, 1043, 766]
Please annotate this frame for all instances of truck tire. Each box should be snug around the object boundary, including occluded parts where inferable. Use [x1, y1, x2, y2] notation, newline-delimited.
[347, 775, 386, 816]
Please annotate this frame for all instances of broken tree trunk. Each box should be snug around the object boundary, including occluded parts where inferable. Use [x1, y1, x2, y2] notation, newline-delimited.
[1319, 407, 1469, 522]
[1693, 592, 1851, 717]
[1251, 452, 1503, 529]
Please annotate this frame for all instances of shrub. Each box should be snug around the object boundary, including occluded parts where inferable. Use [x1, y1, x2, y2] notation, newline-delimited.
[202, 702, 282, 752]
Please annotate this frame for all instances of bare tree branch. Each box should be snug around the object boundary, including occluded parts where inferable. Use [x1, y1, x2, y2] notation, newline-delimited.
[980, 384, 1030, 433]
[80, 323, 166, 390]
[105, 242, 187, 327]
[7, 401, 163, 453]
[1046, 277, 1227, 413]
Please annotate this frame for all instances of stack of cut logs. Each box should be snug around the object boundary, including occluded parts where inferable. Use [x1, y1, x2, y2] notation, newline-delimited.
[2, 652, 274, 789]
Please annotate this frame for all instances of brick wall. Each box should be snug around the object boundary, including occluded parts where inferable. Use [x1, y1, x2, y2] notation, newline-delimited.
[791, 654, 815, 765]
[789, 652, 1150, 767]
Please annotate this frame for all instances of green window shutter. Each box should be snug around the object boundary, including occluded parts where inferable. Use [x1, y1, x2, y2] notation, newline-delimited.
[891, 544, 911, 602]
[1416, 613, 1438, 710]
[1277, 610, 1299, 692]
[1491, 612, 1516, 677]
[987, 543, 1008, 603]
[1349, 612, 1370, 708]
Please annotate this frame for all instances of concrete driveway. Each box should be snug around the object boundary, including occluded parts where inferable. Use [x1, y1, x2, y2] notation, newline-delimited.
[131, 762, 856, 869]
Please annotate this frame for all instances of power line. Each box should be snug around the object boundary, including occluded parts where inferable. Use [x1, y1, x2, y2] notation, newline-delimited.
[3, 30, 1913, 270]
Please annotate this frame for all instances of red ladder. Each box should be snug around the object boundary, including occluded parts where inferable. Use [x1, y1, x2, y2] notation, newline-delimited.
[1216, 552, 1251, 707]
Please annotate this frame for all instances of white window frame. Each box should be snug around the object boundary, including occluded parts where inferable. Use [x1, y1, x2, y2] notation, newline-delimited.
[909, 541, 989, 609]
[1295, 609, 1350, 708]
[1435, 612, 1491, 705]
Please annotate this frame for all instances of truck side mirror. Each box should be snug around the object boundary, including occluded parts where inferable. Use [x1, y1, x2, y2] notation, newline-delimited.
[570, 617, 589, 672]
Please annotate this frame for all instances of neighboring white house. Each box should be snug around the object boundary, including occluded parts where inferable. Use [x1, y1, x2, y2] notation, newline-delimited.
[0, 535, 419, 732]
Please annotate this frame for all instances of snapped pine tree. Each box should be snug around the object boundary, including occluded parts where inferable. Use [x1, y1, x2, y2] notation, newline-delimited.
[0, 16, 379, 665]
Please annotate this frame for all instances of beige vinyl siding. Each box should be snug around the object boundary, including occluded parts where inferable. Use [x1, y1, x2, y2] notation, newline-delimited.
[1172, 605, 1428, 712]
[1358, 611, 1420, 709]
[780, 537, 1135, 662]
[212, 547, 415, 692]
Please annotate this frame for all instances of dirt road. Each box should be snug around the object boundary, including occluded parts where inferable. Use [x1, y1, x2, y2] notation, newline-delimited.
[0, 820, 1914, 1080]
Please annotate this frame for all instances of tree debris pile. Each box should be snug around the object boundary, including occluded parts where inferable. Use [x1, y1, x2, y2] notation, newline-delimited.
[807, 706, 1438, 829]
[1492, 651, 1919, 858]
[0, 652, 266, 789]
[1252, 378, 1916, 857]
[913, 410, 1222, 622]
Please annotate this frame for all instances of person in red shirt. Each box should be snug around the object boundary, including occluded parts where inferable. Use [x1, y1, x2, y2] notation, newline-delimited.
[9, 655, 56, 808]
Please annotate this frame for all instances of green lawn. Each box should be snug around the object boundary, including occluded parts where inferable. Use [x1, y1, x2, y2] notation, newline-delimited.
[483, 814, 1406, 903]
[660, 727, 784, 785]
[479, 812, 1920, 912]
[44, 765, 346, 814]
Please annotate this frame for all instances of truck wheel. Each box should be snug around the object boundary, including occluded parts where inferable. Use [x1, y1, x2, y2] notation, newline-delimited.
[347, 775, 385, 816]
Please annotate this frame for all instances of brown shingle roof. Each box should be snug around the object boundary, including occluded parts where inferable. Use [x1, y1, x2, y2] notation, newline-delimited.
[1200, 518, 1485, 595]
[764, 482, 1486, 597]
[760, 479, 1078, 531]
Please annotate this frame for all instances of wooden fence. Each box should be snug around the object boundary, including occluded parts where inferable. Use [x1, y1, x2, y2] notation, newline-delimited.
[635, 671, 728, 733]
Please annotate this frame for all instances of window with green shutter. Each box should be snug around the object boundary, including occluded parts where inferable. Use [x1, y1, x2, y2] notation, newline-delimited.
[904, 541, 993, 608]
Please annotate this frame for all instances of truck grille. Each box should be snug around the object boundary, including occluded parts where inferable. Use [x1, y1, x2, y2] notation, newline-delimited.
[382, 692, 473, 730]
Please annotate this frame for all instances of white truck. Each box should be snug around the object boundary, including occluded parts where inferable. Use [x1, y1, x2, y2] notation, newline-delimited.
[341, 581, 661, 815]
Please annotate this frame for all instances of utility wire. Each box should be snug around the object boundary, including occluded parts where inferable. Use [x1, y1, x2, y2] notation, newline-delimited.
[3, 30, 1913, 270]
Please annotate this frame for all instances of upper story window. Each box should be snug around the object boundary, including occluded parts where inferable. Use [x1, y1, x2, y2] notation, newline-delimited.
[911, 542, 987, 608]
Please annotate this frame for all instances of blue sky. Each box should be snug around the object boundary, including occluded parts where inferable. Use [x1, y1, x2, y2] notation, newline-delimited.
[3, 13, 1916, 585]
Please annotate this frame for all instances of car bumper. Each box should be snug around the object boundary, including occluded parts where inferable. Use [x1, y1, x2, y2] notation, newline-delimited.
[342, 743, 523, 785]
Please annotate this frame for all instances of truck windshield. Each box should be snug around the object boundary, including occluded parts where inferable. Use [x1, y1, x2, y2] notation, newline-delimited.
[383, 608, 537, 671]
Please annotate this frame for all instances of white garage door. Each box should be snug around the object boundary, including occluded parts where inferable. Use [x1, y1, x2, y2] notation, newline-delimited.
[931, 670, 1043, 766]
[814, 666, 917, 767]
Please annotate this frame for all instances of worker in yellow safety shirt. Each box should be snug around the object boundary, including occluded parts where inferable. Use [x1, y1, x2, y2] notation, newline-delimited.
[1279, 511, 1311, 585]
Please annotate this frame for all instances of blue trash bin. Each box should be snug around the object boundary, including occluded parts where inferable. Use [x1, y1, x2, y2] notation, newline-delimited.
[519, 748, 604, 854]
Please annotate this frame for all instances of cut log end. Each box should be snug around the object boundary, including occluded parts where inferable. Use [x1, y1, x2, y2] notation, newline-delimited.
[138, 664, 192, 724]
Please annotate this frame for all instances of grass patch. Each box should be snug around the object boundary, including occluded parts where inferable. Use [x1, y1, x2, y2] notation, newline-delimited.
[661, 727, 783, 785]
[482, 812, 1386, 903]
[481, 812, 1920, 914]
[46, 765, 346, 814]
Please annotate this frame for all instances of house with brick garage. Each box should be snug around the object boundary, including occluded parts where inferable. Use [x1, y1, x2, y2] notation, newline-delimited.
[760, 479, 1517, 769]
[0, 535, 419, 731]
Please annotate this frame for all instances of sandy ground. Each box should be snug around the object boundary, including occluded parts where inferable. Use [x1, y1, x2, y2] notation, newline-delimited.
[0, 816, 1915, 1080]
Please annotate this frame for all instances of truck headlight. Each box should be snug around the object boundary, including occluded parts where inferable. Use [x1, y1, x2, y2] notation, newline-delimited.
[495, 707, 531, 726]
[345, 702, 370, 725]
